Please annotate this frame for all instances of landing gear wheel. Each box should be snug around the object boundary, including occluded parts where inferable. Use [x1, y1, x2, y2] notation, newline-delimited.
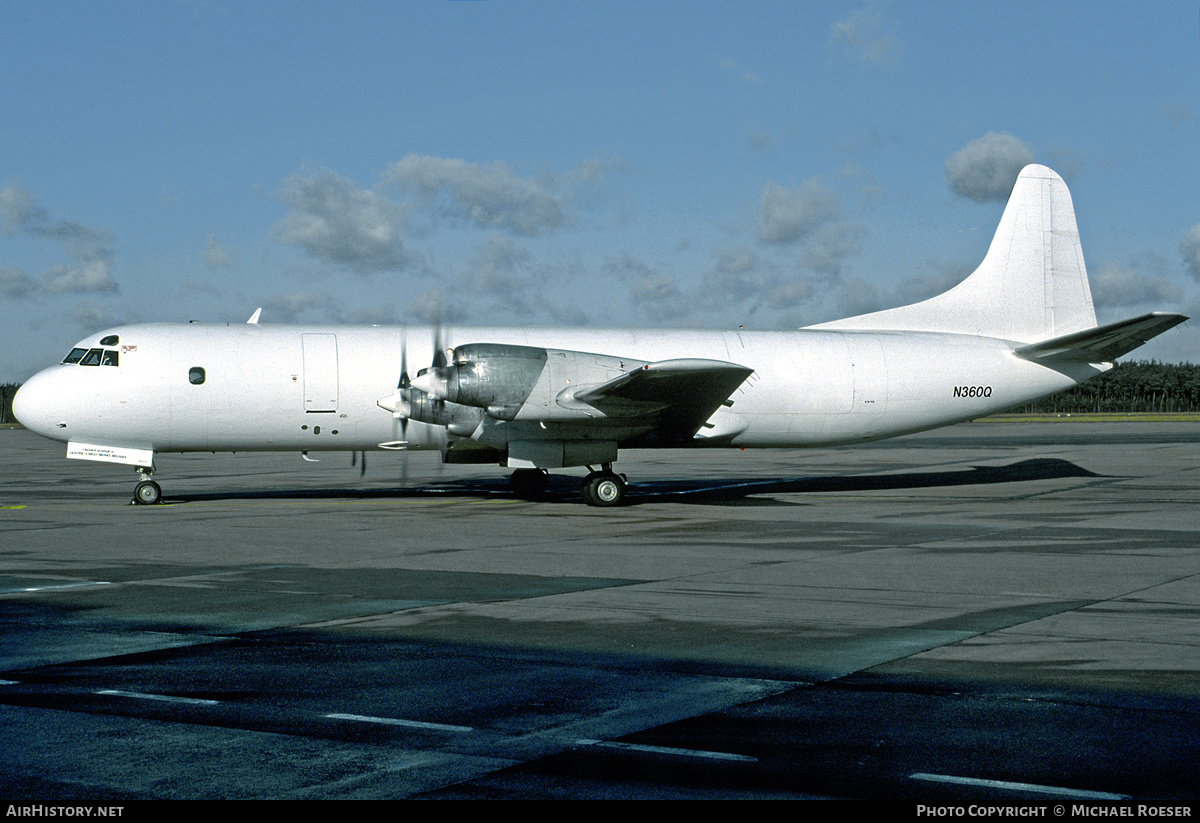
[581, 471, 626, 507]
[509, 468, 549, 498]
[134, 480, 162, 505]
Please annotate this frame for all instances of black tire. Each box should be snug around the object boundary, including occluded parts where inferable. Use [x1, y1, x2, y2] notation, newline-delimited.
[581, 472, 625, 507]
[509, 468, 548, 498]
[134, 480, 161, 505]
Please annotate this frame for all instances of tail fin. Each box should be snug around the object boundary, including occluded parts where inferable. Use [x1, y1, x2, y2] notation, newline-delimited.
[809, 164, 1097, 343]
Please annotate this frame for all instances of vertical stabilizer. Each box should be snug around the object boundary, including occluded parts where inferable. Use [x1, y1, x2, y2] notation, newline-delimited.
[809, 164, 1097, 343]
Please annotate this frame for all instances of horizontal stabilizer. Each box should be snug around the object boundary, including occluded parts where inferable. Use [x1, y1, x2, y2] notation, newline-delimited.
[1014, 312, 1187, 363]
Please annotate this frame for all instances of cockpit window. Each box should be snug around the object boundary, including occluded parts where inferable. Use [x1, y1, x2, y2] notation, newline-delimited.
[100, 335, 119, 346]
[72, 348, 120, 367]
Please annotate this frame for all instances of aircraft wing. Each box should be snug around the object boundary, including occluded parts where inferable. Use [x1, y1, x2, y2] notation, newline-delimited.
[391, 343, 754, 449]
[1014, 312, 1188, 364]
[563, 359, 755, 438]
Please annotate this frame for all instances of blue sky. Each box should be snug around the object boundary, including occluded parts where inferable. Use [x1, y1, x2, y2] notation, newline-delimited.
[2, 0, 1198, 381]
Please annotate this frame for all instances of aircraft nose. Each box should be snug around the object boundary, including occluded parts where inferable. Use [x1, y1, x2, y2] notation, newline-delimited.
[12, 369, 69, 440]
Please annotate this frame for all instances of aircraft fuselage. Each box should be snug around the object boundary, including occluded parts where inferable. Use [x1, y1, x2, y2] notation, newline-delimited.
[15, 322, 1098, 460]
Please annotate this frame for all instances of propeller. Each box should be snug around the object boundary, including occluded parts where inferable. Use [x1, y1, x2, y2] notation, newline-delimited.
[375, 318, 453, 489]
[431, 310, 448, 369]
[377, 329, 413, 448]
[396, 334, 411, 488]
[396, 335, 411, 440]
[416, 315, 451, 406]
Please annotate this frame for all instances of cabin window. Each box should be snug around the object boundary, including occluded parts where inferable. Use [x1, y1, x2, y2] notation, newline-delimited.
[189, 367, 206, 385]
[100, 335, 119, 346]
[62, 348, 87, 364]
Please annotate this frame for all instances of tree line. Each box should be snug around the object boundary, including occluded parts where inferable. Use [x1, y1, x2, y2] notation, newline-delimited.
[3, 361, 1199, 425]
[1015, 360, 1200, 414]
[1, 383, 19, 424]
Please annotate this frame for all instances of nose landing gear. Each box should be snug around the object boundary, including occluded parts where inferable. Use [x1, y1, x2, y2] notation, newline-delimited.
[132, 468, 161, 505]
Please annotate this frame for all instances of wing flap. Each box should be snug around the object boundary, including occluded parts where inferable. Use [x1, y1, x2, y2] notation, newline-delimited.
[1014, 312, 1187, 364]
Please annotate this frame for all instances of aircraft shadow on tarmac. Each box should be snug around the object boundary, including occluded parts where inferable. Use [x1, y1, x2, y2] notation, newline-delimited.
[169, 457, 1101, 507]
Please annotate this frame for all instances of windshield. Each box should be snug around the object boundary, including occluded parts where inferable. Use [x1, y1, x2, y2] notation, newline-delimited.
[63, 347, 120, 367]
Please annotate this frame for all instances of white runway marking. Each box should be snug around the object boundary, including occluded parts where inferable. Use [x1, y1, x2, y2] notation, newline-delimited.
[911, 772, 1129, 800]
[577, 738, 757, 762]
[325, 712, 474, 733]
[97, 689, 220, 706]
[9, 581, 111, 593]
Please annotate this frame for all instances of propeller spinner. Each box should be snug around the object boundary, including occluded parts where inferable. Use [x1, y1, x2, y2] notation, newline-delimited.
[376, 322, 452, 447]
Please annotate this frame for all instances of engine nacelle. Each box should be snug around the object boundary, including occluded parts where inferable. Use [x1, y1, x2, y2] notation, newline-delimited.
[410, 343, 648, 421]
[415, 343, 548, 419]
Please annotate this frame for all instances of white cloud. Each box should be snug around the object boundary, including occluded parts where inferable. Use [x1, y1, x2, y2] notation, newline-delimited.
[830, 277, 889, 319]
[0, 181, 118, 295]
[460, 234, 537, 314]
[1091, 261, 1182, 310]
[605, 253, 692, 322]
[204, 233, 232, 269]
[69, 300, 129, 332]
[746, 128, 774, 153]
[259, 290, 346, 324]
[1, 266, 37, 299]
[765, 275, 818, 312]
[0, 182, 39, 232]
[892, 260, 973, 305]
[945, 132, 1035, 203]
[1041, 145, 1086, 181]
[386, 154, 566, 236]
[629, 271, 689, 321]
[1161, 102, 1195, 134]
[42, 260, 118, 295]
[830, 2, 901, 69]
[275, 169, 414, 273]
[757, 179, 838, 245]
[707, 246, 764, 296]
[801, 221, 864, 276]
[395, 234, 590, 327]
[717, 56, 763, 85]
[700, 246, 831, 319]
[406, 288, 468, 326]
[1181, 224, 1200, 281]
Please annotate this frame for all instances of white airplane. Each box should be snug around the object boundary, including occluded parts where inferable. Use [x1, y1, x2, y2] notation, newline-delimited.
[12, 165, 1187, 506]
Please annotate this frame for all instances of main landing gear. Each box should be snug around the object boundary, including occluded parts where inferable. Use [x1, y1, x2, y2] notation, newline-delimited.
[580, 464, 626, 507]
[509, 468, 549, 498]
[508, 464, 628, 506]
[132, 468, 161, 505]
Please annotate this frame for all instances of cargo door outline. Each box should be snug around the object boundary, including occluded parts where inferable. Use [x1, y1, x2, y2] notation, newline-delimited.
[302, 333, 339, 412]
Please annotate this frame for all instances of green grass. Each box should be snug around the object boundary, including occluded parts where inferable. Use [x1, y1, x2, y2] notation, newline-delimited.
[980, 412, 1200, 423]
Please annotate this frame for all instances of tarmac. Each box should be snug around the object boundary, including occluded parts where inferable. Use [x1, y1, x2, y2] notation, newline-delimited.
[1, 421, 1197, 800]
